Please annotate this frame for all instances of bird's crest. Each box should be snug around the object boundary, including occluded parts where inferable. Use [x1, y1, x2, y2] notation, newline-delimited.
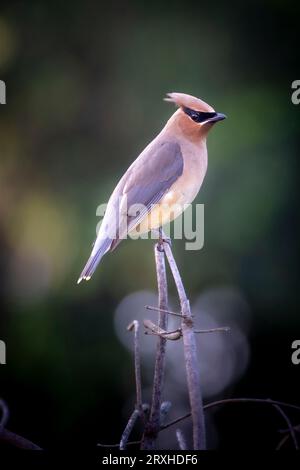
[164, 92, 215, 113]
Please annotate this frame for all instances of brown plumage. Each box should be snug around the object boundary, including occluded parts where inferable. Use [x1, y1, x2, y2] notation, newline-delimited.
[78, 92, 226, 283]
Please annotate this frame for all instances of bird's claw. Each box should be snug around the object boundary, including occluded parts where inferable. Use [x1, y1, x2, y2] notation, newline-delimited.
[155, 230, 172, 251]
[161, 236, 172, 247]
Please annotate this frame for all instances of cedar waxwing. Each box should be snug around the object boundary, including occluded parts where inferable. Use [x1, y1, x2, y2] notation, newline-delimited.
[78, 92, 226, 283]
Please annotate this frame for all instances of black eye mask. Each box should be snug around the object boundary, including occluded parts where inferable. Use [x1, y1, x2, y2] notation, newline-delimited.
[182, 106, 217, 123]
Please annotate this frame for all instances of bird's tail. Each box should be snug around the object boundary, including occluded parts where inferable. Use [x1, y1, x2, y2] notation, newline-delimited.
[77, 238, 111, 284]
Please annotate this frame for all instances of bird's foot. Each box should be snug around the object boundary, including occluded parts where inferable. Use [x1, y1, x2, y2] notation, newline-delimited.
[153, 228, 172, 251]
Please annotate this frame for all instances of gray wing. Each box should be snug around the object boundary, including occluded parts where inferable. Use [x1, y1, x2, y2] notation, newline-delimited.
[110, 140, 184, 250]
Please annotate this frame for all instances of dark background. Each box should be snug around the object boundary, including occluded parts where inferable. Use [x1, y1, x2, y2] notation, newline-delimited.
[0, 0, 299, 450]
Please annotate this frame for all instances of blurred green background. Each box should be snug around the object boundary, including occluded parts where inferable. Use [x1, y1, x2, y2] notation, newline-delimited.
[0, 0, 299, 450]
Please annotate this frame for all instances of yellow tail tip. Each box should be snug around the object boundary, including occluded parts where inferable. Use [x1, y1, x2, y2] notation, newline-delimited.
[77, 275, 91, 284]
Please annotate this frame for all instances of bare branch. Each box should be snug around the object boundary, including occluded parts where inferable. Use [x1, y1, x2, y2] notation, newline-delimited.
[127, 320, 143, 415]
[144, 319, 181, 340]
[161, 397, 300, 431]
[98, 440, 141, 448]
[276, 433, 290, 450]
[270, 401, 298, 450]
[176, 428, 187, 450]
[160, 401, 172, 425]
[194, 327, 230, 334]
[0, 399, 42, 450]
[163, 241, 206, 450]
[144, 320, 230, 340]
[119, 409, 140, 450]
[0, 399, 9, 428]
[161, 412, 191, 430]
[203, 398, 300, 413]
[278, 423, 300, 434]
[119, 322, 148, 450]
[141, 238, 169, 449]
[0, 428, 42, 450]
[145, 305, 184, 318]
[118, 322, 148, 450]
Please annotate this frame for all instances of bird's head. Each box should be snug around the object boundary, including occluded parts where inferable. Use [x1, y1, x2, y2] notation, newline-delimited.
[165, 92, 226, 138]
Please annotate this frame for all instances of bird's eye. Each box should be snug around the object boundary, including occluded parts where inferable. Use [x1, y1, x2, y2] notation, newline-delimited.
[183, 106, 217, 123]
[190, 112, 200, 122]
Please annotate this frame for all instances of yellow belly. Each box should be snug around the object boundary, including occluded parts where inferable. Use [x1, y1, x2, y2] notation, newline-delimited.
[133, 178, 200, 235]
[134, 190, 183, 234]
[131, 140, 207, 235]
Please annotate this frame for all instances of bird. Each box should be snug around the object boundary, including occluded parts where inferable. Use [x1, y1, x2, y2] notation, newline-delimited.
[77, 92, 226, 283]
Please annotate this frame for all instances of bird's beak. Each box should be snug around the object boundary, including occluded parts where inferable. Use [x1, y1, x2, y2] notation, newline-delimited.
[207, 112, 227, 123]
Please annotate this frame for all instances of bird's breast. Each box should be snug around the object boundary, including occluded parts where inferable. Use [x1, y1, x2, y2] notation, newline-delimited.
[135, 140, 207, 234]
[172, 139, 208, 204]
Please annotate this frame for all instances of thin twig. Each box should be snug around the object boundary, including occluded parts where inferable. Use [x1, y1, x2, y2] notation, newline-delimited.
[143, 320, 181, 340]
[145, 331, 181, 340]
[0, 399, 42, 450]
[0, 428, 42, 450]
[276, 423, 300, 449]
[204, 398, 300, 413]
[270, 401, 298, 450]
[102, 398, 300, 450]
[276, 433, 290, 450]
[141, 237, 169, 449]
[194, 327, 230, 334]
[98, 440, 141, 448]
[160, 412, 190, 430]
[119, 409, 140, 450]
[176, 429, 188, 450]
[144, 321, 230, 340]
[0, 399, 9, 428]
[145, 305, 184, 318]
[161, 397, 300, 431]
[279, 423, 300, 434]
[163, 241, 206, 450]
[160, 401, 172, 426]
[119, 322, 146, 450]
[127, 320, 143, 415]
